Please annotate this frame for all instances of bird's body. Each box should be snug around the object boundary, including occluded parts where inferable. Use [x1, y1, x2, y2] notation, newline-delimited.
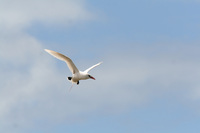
[71, 71, 88, 82]
[44, 49, 102, 85]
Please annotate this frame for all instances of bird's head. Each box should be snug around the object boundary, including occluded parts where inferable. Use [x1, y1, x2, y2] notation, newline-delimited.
[88, 74, 95, 80]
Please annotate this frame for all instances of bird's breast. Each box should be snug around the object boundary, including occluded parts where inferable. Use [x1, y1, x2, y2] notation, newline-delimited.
[72, 71, 89, 81]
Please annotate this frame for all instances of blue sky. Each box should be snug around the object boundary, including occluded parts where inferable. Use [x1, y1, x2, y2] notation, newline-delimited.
[1, 0, 200, 133]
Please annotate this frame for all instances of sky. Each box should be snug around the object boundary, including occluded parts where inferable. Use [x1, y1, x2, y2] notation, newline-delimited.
[1, 0, 200, 133]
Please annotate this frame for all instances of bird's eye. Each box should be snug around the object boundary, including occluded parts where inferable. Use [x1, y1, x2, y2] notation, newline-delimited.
[88, 75, 91, 78]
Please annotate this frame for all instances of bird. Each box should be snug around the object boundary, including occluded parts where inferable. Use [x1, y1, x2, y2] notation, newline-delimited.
[44, 49, 102, 86]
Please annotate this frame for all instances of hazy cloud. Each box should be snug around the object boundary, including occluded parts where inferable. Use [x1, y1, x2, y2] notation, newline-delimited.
[0, 0, 94, 132]
[0, 0, 93, 31]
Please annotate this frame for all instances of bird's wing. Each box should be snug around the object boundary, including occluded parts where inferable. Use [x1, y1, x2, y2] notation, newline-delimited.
[84, 62, 102, 73]
[45, 49, 79, 74]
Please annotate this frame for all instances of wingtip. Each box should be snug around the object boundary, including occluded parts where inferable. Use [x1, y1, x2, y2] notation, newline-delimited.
[44, 49, 50, 52]
[44, 49, 53, 54]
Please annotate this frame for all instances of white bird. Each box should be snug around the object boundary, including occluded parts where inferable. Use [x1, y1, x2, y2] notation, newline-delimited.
[44, 49, 102, 86]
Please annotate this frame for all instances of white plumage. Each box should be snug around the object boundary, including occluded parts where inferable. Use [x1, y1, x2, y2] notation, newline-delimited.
[45, 49, 102, 85]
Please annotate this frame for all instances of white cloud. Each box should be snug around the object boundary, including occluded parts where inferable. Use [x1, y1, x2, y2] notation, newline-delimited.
[2, 39, 200, 132]
[0, 0, 93, 31]
[0, 0, 95, 132]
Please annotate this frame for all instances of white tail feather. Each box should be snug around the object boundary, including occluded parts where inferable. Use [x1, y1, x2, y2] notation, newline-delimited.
[68, 83, 74, 92]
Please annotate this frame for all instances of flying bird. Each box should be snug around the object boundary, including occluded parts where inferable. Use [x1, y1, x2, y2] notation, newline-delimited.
[44, 49, 102, 86]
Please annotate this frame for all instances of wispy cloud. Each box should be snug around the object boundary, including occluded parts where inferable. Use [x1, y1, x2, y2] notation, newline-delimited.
[0, 0, 94, 132]
[2, 40, 200, 132]
[0, 0, 93, 31]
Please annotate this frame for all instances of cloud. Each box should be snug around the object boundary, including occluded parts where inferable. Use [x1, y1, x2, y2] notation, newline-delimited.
[99, 43, 200, 102]
[0, 0, 95, 132]
[0, 0, 93, 31]
[2, 39, 200, 132]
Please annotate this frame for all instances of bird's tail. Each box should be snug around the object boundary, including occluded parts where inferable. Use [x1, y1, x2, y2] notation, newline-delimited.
[68, 83, 74, 92]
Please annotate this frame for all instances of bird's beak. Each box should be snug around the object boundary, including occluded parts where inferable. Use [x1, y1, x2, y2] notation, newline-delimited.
[90, 76, 95, 80]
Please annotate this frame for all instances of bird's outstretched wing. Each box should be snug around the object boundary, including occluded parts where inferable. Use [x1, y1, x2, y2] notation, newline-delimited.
[45, 49, 79, 74]
[84, 62, 102, 73]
